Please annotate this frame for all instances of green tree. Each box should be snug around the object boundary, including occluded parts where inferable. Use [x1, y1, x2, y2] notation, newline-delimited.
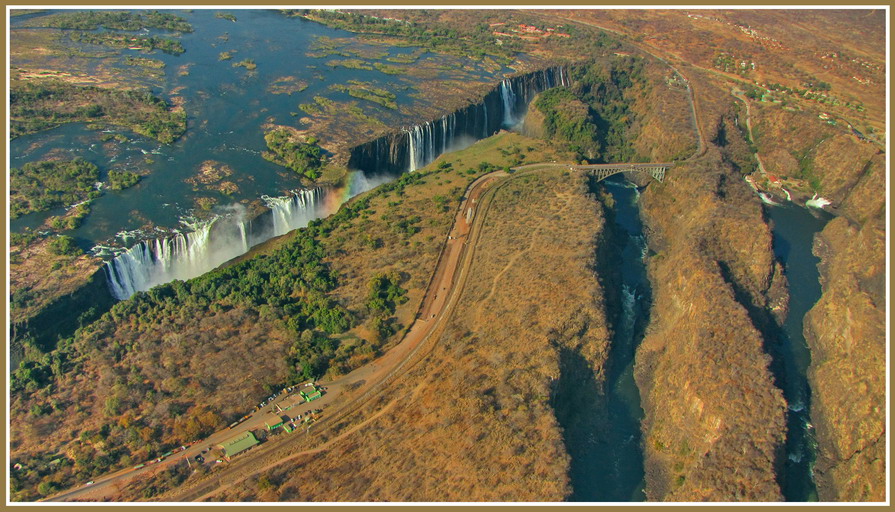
[48, 236, 82, 257]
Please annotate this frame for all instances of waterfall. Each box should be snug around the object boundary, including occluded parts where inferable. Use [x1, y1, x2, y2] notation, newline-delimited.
[407, 123, 432, 172]
[408, 126, 418, 172]
[262, 187, 326, 236]
[105, 66, 574, 300]
[105, 220, 215, 300]
[105, 187, 329, 300]
[349, 65, 569, 175]
[500, 79, 517, 127]
[407, 120, 445, 172]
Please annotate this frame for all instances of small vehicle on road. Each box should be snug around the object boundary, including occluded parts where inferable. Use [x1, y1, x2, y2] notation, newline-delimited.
[83, 481, 94, 487]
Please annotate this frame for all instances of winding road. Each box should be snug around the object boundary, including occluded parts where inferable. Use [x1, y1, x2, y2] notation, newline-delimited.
[731, 87, 769, 176]
[45, 165, 537, 503]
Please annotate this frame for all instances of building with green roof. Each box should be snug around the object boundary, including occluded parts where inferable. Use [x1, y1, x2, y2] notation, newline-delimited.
[218, 431, 259, 460]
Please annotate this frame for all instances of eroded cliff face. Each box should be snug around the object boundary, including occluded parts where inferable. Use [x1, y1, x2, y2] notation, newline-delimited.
[636, 149, 788, 501]
[747, 78, 886, 503]
[803, 216, 886, 501]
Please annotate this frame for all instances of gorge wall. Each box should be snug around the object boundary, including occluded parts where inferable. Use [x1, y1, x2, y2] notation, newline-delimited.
[636, 149, 788, 501]
[347, 66, 568, 174]
[803, 215, 886, 501]
[750, 88, 886, 502]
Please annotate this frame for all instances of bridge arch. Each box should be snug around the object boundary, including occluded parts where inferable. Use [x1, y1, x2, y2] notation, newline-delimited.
[571, 163, 672, 183]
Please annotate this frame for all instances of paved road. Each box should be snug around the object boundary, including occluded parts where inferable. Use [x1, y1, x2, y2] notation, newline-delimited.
[45, 170, 508, 503]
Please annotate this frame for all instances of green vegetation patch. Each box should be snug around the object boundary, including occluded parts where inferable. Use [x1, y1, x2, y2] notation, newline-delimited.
[386, 50, 424, 64]
[22, 10, 192, 32]
[10, 158, 100, 218]
[47, 204, 91, 231]
[108, 170, 142, 191]
[262, 128, 324, 180]
[535, 88, 601, 160]
[325, 58, 374, 71]
[123, 56, 165, 69]
[218, 50, 234, 61]
[268, 76, 309, 95]
[68, 31, 185, 55]
[535, 58, 645, 163]
[215, 12, 237, 22]
[10, 79, 186, 143]
[304, 10, 518, 64]
[372, 62, 404, 75]
[365, 271, 408, 342]
[329, 80, 397, 109]
[48, 235, 83, 257]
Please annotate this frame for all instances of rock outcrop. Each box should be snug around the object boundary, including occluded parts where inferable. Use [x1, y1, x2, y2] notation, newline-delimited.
[636, 145, 788, 500]
[803, 215, 886, 501]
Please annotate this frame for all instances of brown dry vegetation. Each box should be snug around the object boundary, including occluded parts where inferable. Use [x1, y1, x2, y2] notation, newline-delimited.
[8, 133, 565, 500]
[629, 69, 791, 499]
[637, 150, 788, 501]
[541, 10, 885, 133]
[185, 160, 240, 196]
[624, 59, 698, 162]
[10, 29, 126, 88]
[9, 239, 102, 325]
[212, 169, 609, 502]
[803, 216, 886, 501]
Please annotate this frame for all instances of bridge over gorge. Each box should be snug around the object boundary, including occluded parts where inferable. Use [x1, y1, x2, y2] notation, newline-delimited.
[572, 162, 674, 183]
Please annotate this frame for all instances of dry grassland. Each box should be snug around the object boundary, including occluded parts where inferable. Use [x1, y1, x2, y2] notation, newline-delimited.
[215, 169, 610, 501]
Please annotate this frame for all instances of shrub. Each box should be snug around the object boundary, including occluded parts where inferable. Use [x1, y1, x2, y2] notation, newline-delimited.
[48, 236, 82, 257]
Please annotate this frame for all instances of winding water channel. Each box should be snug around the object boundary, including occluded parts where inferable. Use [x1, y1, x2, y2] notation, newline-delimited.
[553, 174, 831, 502]
[553, 176, 649, 502]
[766, 202, 832, 501]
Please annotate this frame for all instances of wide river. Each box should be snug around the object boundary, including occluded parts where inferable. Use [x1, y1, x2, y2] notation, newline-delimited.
[10, 9, 512, 250]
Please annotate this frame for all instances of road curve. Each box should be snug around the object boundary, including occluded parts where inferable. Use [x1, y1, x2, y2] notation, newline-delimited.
[46, 169, 511, 503]
[47, 160, 662, 502]
[180, 170, 519, 502]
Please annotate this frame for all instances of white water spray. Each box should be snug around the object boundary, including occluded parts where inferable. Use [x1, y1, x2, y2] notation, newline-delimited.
[500, 78, 517, 127]
[105, 188, 330, 299]
[806, 193, 831, 209]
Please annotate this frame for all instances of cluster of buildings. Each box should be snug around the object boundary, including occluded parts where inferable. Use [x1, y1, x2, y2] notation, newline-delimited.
[217, 384, 326, 461]
[686, 12, 785, 50]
